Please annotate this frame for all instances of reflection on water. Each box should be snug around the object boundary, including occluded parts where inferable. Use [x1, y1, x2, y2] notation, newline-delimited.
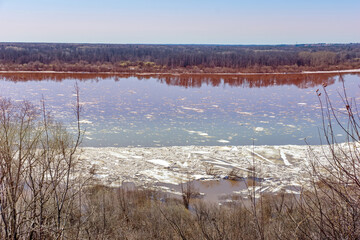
[0, 73, 359, 147]
[157, 179, 248, 203]
[0, 72, 339, 88]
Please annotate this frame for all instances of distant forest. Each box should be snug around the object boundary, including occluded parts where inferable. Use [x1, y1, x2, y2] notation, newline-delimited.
[1, 43, 360, 73]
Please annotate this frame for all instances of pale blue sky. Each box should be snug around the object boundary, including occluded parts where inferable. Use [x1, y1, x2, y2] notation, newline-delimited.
[0, 0, 359, 44]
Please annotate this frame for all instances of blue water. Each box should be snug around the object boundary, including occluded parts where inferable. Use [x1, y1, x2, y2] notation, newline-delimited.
[0, 73, 359, 147]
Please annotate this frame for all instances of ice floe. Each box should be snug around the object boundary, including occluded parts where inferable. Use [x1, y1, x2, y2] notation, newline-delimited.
[77, 144, 355, 200]
[254, 127, 265, 132]
[79, 119, 93, 124]
[181, 106, 204, 113]
[146, 159, 171, 167]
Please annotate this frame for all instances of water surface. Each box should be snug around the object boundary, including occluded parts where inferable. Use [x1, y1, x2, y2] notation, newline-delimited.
[0, 73, 359, 147]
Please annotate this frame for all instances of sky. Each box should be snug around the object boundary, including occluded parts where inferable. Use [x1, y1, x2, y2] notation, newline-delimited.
[0, 0, 359, 44]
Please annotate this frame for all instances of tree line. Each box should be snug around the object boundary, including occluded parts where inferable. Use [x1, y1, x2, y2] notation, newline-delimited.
[1, 43, 360, 73]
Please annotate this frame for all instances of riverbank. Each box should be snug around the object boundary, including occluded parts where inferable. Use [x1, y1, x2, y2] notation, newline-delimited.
[77, 144, 349, 200]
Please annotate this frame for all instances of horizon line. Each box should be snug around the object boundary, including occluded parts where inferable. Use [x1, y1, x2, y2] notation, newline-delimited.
[1, 41, 360, 46]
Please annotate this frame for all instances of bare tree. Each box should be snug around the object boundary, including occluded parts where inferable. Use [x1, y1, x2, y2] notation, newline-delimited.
[0, 84, 83, 239]
[298, 76, 360, 239]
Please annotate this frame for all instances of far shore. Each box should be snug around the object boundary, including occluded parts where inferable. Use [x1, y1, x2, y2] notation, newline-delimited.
[0, 68, 360, 77]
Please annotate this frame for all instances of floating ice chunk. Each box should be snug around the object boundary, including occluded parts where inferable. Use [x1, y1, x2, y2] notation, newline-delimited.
[177, 161, 188, 167]
[185, 130, 211, 137]
[191, 151, 210, 154]
[204, 159, 233, 167]
[193, 174, 210, 180]
[217, 139, 230, 143]
[231, 147, 239, 152]
[237, 111, 253, 115]
[270, 186, 283, 193]
[181, 106, 204, 113]
[80, 101, 97, 106]
[254, 127, 264, 132]
[139, 169, 185, 184]
[259, 186, 270, 193]
[79, 119, 92, 124]
[108, 152, 128, 159]
[245, 148, 273, 164]
[218, 146, 231, 151]
[297, 103, 307, 106]
[147, 159, 171, 167]
[197, 132, 208, 136]
[285, 189, 300, 194]
[280, 150, 292, 166]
